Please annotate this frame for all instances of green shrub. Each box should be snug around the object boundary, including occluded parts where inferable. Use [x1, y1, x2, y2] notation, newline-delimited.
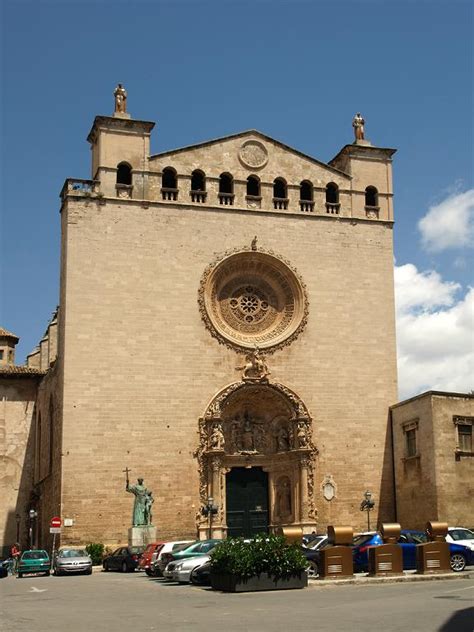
[210, 534, 306, 579]
[85, 543, 105, 565]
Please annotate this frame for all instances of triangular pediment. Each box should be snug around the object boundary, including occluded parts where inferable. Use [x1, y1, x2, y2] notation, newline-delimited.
[149, 130, 350, 183]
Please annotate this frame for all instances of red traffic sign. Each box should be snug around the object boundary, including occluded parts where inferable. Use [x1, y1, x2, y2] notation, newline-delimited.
[50, 516, 62, 528]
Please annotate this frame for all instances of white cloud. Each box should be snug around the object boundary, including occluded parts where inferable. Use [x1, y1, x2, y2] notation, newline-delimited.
[418, 189, 474, 252]
[395, 264, 474, 400]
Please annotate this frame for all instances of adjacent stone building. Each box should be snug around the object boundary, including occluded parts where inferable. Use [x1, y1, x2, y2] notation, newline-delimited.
[391, 391, 474, 530]
[2, 88, 469, 552]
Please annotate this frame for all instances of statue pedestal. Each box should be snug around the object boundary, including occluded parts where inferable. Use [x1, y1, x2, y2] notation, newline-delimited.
[128, 525, 157, 546]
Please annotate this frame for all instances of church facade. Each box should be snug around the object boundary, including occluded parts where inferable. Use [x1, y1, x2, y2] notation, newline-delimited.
[3, 90, 402, 549]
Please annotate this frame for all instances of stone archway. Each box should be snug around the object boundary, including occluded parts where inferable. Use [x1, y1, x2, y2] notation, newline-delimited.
[195, 380, 318, 539]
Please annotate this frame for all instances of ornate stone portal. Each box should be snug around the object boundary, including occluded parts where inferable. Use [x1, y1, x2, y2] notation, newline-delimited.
[195, 373, 318, 538]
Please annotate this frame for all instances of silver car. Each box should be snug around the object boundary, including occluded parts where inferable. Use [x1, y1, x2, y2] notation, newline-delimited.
[53, 548, 93, 575]
[164, 553, 212, 583]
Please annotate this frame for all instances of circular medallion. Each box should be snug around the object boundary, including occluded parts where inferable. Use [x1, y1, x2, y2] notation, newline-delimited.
[199, 249, 308, 352]
[239, 140, 268, 169]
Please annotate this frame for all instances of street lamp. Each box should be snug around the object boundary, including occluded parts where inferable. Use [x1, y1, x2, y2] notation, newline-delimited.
[28, 509, 38, 549]
[201, 496, 218, 539]
[359, 490, 375, 531]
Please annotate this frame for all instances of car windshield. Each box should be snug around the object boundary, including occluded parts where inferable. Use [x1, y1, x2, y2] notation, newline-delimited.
[176, 541, 198, 552]
[60, 549, 87, 558]
[22, 551, 48, 560]
[410, 532, 428, 544]
[130, 547, 144, 554]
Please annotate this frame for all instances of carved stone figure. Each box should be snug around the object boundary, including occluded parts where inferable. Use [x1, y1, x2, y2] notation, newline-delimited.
[209, 422, 225, 451]
[251, 235, 258, 251]
[241, 415, 255, 451]
[352, 112, 365, 141]
[277, 426, 290, 451]
[230, 417, 241, 453]
[145, 490, 154, 524]
[114, 83, 128, 114]
[297, 421, 309, 448]
[236, 347, 270, 383]
[126, 476, 152, 526]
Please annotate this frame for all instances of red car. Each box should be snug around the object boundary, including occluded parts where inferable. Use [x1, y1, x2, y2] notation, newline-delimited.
[138, 542, 165, 575]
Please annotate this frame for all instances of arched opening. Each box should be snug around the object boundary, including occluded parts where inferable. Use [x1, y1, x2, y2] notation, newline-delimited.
[273, 178, 288, 210]
[161, 167, 178, 200]
[191, 170, 206, 203]
[196, 381, 316, 539]
[325, 182, 340, 214]
[116, 162, 132, 186]
[299, 180, 314, 212]
[365, 186, 378, 207]
[246, 175, 261, 198]
[219, 173, 234, 206]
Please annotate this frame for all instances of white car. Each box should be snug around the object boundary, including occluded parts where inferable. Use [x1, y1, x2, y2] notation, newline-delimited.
[150, 541, 194, 577]
[164, 553, 212, 583]
[446, 528, 474, 551]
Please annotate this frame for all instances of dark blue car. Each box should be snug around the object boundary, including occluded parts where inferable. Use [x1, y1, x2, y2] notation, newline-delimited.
[352, 530, 472, 572]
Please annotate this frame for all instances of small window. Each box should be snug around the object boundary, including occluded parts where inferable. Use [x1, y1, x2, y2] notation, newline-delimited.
[162, 167, 177, 189]
[405, 428, 417, 457]
[326, 183, 339, 204]
[218, 173, 234, 206]
[116, 162, 132, 185]
[191, 170, 205, 191]
[300, 180, 313, 201]
[247, 175, 260, 197]
[190, 170, 206, 202]
[365, 186, 378, 207]
[454, 415, 474, 454]
[273, 178, 288, 209]
[0, 350, 4, 360]
[458, 425, 472, 452]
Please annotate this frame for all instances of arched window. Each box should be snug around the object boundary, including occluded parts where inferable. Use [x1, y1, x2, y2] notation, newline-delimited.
[161, 167, 178, 200]
[218, 173, 234, 206]
[116, 162, 132, 185]
[246, 175, 261, 197]
[300, 180, 314, 212]
[365, 186, 378, 207]
[273, 178, 288, 209]
[325, 183, 340, 214]
[190, 170, 206, 202]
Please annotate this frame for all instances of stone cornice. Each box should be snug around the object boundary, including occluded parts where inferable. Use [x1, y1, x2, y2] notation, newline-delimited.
[87, 116, 155, 144]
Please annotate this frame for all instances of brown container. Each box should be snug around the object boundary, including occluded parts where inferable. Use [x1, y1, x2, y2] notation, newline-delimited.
[368, 544, 403, 576]
[327, 525, 353, 546]
[380, 522, 401, 544]
[416, 541, 451, 574]
[319, 546, 354, 579]
[275, 526, 304, 544]
[426, 521, 448, 542]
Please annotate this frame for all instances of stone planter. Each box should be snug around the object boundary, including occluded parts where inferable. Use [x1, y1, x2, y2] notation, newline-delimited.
[211, 571, 308, 592]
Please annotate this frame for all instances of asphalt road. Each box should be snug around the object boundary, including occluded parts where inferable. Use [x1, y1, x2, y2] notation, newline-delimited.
[1, 570, 473, 632]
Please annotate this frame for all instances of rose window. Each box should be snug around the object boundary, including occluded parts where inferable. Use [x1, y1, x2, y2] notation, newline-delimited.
[199, 250, 308, 352]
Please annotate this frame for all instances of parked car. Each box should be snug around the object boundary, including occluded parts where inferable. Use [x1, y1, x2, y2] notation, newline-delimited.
[17, 550, 50, 578]
[102, 546, 144, 573]
[157, 540, 219, 575]
[302, 533, 325, 548]
[53, 548, 92, 576]
[149, 540, 194, 577]
[352, 530, 473, 572]
[190, 559, 211, 585]
[0, 559, 9, 578]
[138, 542, 165, 576]
[300, 543, 331, 578]
[446, 527, 474, 551]
[164, 552, 213, 583]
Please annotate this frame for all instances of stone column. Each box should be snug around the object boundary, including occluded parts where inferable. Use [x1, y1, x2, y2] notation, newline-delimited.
[299, 456, 310, 523]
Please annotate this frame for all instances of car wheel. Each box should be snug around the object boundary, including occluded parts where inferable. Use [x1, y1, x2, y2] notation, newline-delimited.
[45, 571, 50, 577]
[103, 562, 109, 572]
[306, 561, 319, 578]
[121, 561, 128, 573]
[145, 569, 153, 577]
[18, 573, 22, 579]
[86, 568, 92, 575]
[450, 553, 466, 572]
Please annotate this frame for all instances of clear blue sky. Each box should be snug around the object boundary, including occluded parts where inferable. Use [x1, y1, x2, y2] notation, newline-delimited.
[1, 0, 473, 384]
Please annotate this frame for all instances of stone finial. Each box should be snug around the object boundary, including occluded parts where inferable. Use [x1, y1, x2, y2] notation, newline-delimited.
[113, 83, 130, 119]
[251, 236, 258, 251]
[352, 112, 365, 141]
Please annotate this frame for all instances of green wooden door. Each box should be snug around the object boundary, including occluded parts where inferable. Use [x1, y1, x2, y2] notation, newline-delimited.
[226, 467, 269, 538]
